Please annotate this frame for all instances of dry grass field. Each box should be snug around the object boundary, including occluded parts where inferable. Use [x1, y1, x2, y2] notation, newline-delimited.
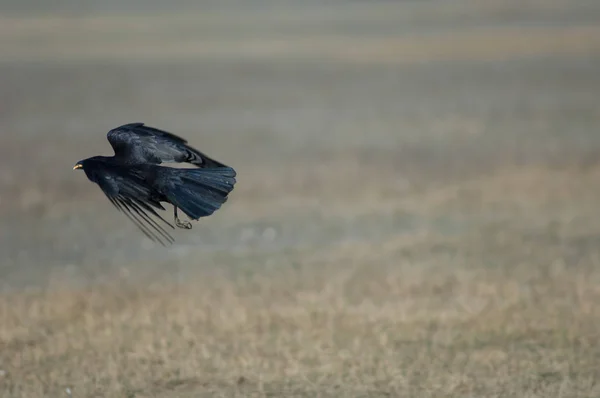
[2, 1, 600, 396]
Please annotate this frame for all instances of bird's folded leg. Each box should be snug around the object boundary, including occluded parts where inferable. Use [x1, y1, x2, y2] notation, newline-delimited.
[174, 206, 192, 229]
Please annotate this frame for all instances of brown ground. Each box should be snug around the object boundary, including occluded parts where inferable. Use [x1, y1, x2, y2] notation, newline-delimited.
[1, 1, 600, 397]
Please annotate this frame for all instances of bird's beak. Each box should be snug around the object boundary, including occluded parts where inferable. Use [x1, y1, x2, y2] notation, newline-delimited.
[73, 164, 82, 170]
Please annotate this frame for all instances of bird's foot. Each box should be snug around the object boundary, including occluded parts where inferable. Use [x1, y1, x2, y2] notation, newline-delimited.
[175, 217, 192, 229]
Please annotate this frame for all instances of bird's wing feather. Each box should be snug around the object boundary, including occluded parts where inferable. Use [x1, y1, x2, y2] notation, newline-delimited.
[88, 162, 175, 246]
[106, 122, 226, 167]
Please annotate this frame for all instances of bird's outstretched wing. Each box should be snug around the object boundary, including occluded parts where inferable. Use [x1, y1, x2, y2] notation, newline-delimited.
[107, 122, 228, 168]
[83, 160, 175, 246]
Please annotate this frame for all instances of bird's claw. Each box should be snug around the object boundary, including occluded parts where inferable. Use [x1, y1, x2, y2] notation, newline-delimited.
[175, 218, 192, 230]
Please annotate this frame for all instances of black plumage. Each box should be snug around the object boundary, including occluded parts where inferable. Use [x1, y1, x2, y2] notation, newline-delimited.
[107, 122, 228, 168]
[74, 123, 236, 245]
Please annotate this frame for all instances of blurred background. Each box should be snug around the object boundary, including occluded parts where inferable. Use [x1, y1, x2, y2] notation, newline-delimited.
[2, 0, 599, 288]
[1, 1, 600, 396]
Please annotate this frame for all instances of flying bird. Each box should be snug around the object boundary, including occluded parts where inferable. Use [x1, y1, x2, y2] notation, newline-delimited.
[73, 123, 236, 245]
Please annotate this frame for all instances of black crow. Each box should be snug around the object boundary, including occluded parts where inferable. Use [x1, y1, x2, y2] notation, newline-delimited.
[73, 123, 236, 245]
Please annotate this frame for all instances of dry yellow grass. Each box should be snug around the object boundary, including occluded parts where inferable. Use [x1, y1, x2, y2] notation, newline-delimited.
[3, 165, 600, 397]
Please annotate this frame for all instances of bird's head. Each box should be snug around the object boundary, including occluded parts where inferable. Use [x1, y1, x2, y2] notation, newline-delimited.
[73, 156, 110, 172]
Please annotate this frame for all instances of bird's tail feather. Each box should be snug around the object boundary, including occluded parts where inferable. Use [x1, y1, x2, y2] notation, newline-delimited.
[165, 167, 236, 220]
